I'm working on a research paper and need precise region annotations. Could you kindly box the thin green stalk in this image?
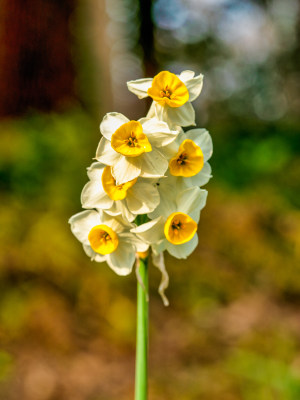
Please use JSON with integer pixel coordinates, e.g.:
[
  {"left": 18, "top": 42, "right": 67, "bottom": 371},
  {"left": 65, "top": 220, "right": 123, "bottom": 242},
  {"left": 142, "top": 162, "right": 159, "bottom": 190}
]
[{"left": 135, "top": 256, "right": 148, "bottom": 400}]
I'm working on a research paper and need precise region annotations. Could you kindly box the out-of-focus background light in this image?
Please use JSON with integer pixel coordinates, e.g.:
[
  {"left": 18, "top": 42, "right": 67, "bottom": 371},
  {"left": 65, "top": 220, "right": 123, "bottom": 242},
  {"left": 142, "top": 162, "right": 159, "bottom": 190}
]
[{"left": 0, "top": 0, "right": 299, "bottom": 399}]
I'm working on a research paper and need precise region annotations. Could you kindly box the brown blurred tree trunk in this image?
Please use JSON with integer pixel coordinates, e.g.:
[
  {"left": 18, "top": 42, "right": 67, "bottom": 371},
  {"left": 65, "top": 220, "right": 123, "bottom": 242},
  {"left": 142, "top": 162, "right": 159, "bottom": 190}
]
[
  {"left": 0, "top": 0, "right": 76, "bottom": 117},
  {"left": 138, "top": 0, "right": 157, "bottom": 77}
]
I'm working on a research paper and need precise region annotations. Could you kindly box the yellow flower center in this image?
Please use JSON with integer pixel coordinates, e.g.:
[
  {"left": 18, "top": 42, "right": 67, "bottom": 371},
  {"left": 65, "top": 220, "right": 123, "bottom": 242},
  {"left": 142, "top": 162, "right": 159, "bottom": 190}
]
[
  {"left": 102, "top": 166, "right": 137, "bottom": 200},
  {"left": 169, "top": 139, "right": 204, "bottom": 177},
  {"left": 147, "top": 71, "right": 189, "bottom": 108},
  {"left": 164, "top": 212, "right": 197, "bottom": 245},
  {"left": 88, "top": 224, "right": 119, "bottom": 255},
  {"left": 111, "top": 120, "right": 152, "bottom": 157}
]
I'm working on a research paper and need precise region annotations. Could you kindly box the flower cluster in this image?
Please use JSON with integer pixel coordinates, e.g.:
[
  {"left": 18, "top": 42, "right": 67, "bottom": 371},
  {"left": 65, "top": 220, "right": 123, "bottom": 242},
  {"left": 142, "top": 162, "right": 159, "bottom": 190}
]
[{"left": 69, "top": 70, "right": 213, "bottom": 304}]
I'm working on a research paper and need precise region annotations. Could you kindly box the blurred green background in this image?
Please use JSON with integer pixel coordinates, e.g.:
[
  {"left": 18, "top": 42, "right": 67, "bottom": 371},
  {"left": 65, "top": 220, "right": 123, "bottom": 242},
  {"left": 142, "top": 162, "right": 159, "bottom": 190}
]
[{"left": 0, "top": 0, "right": 299, "bottom": 399}]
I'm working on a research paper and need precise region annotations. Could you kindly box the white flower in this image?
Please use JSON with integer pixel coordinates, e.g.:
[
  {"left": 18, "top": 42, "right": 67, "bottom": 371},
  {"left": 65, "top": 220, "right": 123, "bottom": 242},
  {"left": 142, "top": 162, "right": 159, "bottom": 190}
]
[
  {"left": 127, "top": 70, "right": 203, "bottom": 128},
  {"left": 161, "top": 127, "right": 213, "bottom": 191},
  {"left": 69, "top": 210, "right": 148, "bottom": 276},
  {"left": 81, "top": 162, "right": 160, "bottom": 222},
  {"left": 96, "top": 113, "right": 178, "bottom": 185},
  {"left": 131, "top": 186, "right": 207, "bottom": 259}
]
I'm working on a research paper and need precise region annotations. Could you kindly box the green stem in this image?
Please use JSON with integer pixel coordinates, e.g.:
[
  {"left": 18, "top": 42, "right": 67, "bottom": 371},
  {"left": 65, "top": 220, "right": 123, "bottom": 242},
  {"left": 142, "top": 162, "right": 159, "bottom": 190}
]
[{"left": 135, "top": 256, "right": 149, "bottom": 400}]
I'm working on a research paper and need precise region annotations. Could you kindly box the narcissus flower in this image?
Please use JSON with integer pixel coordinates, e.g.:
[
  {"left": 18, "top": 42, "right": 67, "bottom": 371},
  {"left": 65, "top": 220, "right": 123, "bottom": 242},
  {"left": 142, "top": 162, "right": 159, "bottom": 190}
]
[
  {"left": 69, "top": 210, "right": 148, "bottom": 275},
  {"left": 162, "top": 128, "right": 213, "bottom": 190},
  {"left": 127, "top": 70, "right": 203, "bottom": 127},
  {"left": 131, "top": 186, "right": 207, "bottom": 259},
  {"left": 81, "top": 162, "right": 160, "bottom": 222},
  {"left": 96, "top": 112, "right": 178, "bottom": 185}
]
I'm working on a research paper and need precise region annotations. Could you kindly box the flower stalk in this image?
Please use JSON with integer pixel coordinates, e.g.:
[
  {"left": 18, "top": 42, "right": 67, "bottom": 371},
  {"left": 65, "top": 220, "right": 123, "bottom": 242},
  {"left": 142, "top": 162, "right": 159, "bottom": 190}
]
[{"left": 135, "top": 255, "right": 148, "bottom": 400}]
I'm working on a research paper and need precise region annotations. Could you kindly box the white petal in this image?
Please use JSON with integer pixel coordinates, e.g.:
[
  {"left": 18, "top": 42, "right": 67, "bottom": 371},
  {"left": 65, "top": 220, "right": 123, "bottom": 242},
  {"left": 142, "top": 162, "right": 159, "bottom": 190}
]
[
  {"left": 142, "top": 119, "right": 178, "bottom": 147},
  {"left": 185, "top": 74, "right": 204, "bottom": 102},
  {"left": 81, "top": 180, "right": 113, "bottom": 209},
  {"left": 185, "top": 128, "right": 213, "bottom": 161},
  {"left": 120, "top": 232, "right": 149, "bottom": 252},
  {"left": 114, "top": 201, "right": 135, "bottom": 222},
  {"left": 86, "top": 161, "right": 105, "bottom": 180},
  {"left": 112, "top": 156, "right": 141, "bottom": 185},
  {"left": 69, "top": 210, "right": 100, "bottom": 245},
  {"left": 146, "top": 101, "right": 156, "bottom": 118},
  {"left": 96, "top": 137, "right": 122, "bottom": 165},
  {"left": 188, "top": 162, "right": 212, "bottom": 187},
  {"left": 179, "top": 70, "right": 195, "bottom": 82},
  {"left": 126, "top": 181, "right": 160, "bottom": 214},
  {"left": 131, "top": 217, "right": 165, "bottom": 244},
  {"left": 83, "top": 244, "right": 106, "bottom": 262},
  {"left": 106, "top": 241, "right": 136, "bottom": 276},
  {"left": 176, "top": 187, "right": 207, "bottom": 223},
  {"left": 100, "top": 112, "right": 129, "bottom": 140},
  {"left": 165, "top": 102, "right": 196, "bottom": 127},
  {"left": 127, "top": 78, "right": 153, "bottom": 99},
  {"left": 151, "top": 239, "right": 167, "bottom": 255},
  {"left": 100, "top": 212, "right": 133, "bottom": 233},
  {"left": 148, "top": 180, "right": 177, "bottom": 219},
  {"left": 139, "top": 148, "right": 168, "bottom": 178},
  {"left": 166, "top": 233, "right": 198, "bottom": 259}
]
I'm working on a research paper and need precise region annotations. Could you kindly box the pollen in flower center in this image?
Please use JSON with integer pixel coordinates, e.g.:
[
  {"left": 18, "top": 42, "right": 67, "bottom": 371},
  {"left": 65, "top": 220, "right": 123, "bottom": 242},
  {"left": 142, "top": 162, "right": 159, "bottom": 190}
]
[
  {"left": 111, "top": 120, "right": 152, "bottom": 157},
  {"left": 169, "top": 139, "right": 204, "bottom": 177},
  {"left": 127, "top": 132, "right": 138, "bottom": 147},
  {"left": 147, "top": 71, "right": 189, "bottom": 108},
  {"left": 88, "top": 224, "right": 119, "bottom": 254},
  {"left": 160, "top": 86, "right": 172, "bottom": 99},
  {"left": 102, "top": 166, "right": 137, "bottom": 200},
  {"left": 164, "top": 212, "right": 197, "bottom": 245}
]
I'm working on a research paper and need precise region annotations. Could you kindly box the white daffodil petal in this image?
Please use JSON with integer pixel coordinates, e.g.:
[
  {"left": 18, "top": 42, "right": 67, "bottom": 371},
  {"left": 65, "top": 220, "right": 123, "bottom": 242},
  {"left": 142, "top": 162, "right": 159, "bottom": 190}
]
[
  {"left": 146, "top": 101, "right": 156, "bottom": 118},
  {"left": 96, "top": 137, "right": 122, "bottom": 165},
  {"left": 83, "top": 244, "right": 106, "bottom": 262},
  {"left": 185, "top": 74, "right": 204, "bottom": 102},
  {"left": 148, "top": 181, "right": 177, "bottom": 219},
  {"left": 179, "top": 70, "right": 195, "bottom": 82},
  {"left": 127, "top": 78, "right": 153, "bottom": 99},
  {"left": 69, "top": 210, "right": 100, "bottom": 245},
  {"left": 165, "top": 102, "right": 196, "bottom": 127},
  {"left": 126, "top": 181, "right": 159, "bottom": 214},
  {"left": 100, "top": 212, "right": 133, "bottom": 232},
  {"left": 186, "top": 128, "right": 213, "bottom": 161},
  {"left": 86, "top": 162, "right": 105, "bottom": 180},
  {"left": 100, "top": 112, "right": 129, "bottom": 140},
  {"left": 188, "top": 162, "right": 212, "bottom": 187},
  {"left": 112, "top": 156, "right": 141, "bottom": 185},
  {"left": 176, "top": 187, "right": 207, "bottom": 223},
  {"left": 121, "top": 232, "right": 149, "bottom": 253},
  {"left": 166, "top": 234, "right": 198, "bottom": 259},
  {"left": 139, "top": 149, "right": 168, "bottom": 178},
  {"left": 131, "top": 217, "right": 165, "bottom": 244},
  {"left": 141, "top": 118, "right": 178, "bottom": 147},
  {"left": 81, "top": 180, "right": 113, "bottom": 209},
  {"left": 107, "top": 241, "right": 136, "bottom": 276},
  {"left": 151, "top": 239, "right": 167, "bottom": 255}
]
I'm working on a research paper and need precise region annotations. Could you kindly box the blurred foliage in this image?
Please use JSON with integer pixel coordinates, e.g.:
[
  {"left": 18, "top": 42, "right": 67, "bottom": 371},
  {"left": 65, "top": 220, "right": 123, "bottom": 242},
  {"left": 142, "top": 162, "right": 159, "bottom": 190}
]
[{"left": 0, "top": 0, "right": 300, "bottom": 399}]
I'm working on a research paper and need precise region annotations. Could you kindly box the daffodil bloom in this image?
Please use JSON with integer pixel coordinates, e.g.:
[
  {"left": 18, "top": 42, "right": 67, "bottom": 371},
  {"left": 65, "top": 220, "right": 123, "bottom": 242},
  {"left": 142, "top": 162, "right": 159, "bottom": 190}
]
[
  {"left": 127, "top": 70, "right": 203, "bottom": 127},
  {"left": 161, "top": 128, "right": 213, "bottom": 190},
  {"left": 131, "top": 186, "right": 207, "bottom": 259},
  {"left": 81, "top": 162, "right": 160, "bottom": 222},
  {"left": 96, "top": 112, "right": 178, "bottom": 185},
  {"left": 69, "top": 210, "right": 148, "bottom": 276}
]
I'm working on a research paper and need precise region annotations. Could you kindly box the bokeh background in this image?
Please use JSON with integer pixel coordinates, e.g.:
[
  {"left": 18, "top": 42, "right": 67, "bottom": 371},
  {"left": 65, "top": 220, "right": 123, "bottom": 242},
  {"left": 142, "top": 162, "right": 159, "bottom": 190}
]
[{"left": 0, "top": 0, "right": 300, "bottom": 399}]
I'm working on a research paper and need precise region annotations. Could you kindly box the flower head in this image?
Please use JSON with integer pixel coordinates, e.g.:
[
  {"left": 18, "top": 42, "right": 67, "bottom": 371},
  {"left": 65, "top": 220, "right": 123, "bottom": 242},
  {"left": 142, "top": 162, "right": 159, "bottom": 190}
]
[
  {"left": 96, "top": 112, "right": 178, "bottom": 185},
  {"left": 69, "top": 210, "right": 148, "bottom": 276},
  {"left": 81, "top": 162, "right": 160, "bottom": 222},
  {"left": 131, "top": 186, "right": 207, "bottom": 259},
  {"left": 127, "top": 70, "right": 203, "bottom": 127}
]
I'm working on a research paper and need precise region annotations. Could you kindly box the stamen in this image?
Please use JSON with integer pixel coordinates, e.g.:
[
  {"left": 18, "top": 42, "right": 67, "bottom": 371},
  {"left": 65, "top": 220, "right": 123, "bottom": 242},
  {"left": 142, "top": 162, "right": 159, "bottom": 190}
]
[
  {"left": 127, "top": 132, "right": 138, "bottom": 147},
  {"left": 177, "top": 152, "right": 188, "bottom": 165},
  {"left": 160, "top": 85, "right": 172, "bottom": 99}
]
